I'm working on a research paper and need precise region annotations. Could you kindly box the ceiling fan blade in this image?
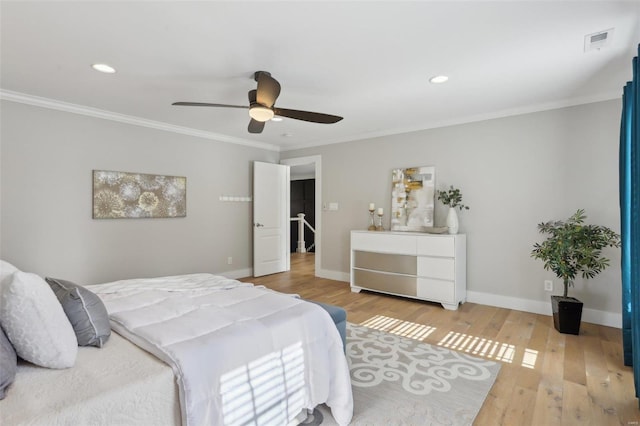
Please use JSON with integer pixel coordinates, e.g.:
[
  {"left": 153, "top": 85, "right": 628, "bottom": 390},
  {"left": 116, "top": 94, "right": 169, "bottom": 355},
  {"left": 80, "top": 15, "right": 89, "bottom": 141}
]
[
  {"left": 273, "top": 108, "right": 343, "bottom": 124},
  {"left": 248, "top": 119, "right": 265, "bottom": 134},
  {"left": 248, "top": 89, "right": 257, "bottom": 104},
  {"left": 255, "top": 71, "right": 281, "bottom": 108},
  {"left": 172, "top": 102, "right": 248, "bottom": 109}
]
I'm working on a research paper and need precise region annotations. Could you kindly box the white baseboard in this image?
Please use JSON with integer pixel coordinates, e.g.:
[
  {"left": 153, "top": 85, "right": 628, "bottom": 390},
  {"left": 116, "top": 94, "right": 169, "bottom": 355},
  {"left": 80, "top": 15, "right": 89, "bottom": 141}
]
[
  {"left": 219, "top": 267, "right": 253, "bottom": 279},
  {"left": 223, "top": 267, "right": 347, "bottom": 281},
  {"left": 581, "top": 307, "right": 622, "bottom": 329},
  {"left": 316, "top": 268, "right": 350, "bottom": 282},
  {"left": 225, "top": 268, "right": 349, "bottom": 282},
  {"left": 466, "top": 290, "right": 621, "bottom": 329},
  {"left": 466, "top": 291, "right": 550, "bottom": 316}
]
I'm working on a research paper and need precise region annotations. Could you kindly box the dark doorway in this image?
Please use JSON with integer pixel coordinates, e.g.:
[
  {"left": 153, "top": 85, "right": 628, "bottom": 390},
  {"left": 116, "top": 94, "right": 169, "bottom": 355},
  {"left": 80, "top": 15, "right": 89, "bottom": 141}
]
[{"left": 290, "top": 179, "right": 315, "bottom": 253}]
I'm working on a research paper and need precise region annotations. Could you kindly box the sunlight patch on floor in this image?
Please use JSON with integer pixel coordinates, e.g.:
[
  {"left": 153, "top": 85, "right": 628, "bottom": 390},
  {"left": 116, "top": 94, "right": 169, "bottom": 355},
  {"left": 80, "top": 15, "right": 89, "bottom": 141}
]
[
  {"left": 360, "top": 315, "right": 539, "bottom": 368},
  {"left": 521, "top": 348, "right": 539, "bottom": 369},
  {"left": 360, "top": 315, "right": 436, "bottom": 341},
  {"left": 438, "top": 331, "right": 538, "bottom": 368},
  {"left": 438, "top": 331, "right": 516, "bottom": 363}
]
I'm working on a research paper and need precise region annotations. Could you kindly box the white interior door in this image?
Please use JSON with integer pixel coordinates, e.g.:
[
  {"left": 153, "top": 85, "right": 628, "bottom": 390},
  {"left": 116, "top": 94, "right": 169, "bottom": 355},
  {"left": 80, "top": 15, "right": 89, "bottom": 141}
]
[{"left": 253, "top": 161, "right": 290, "bottom": 277}]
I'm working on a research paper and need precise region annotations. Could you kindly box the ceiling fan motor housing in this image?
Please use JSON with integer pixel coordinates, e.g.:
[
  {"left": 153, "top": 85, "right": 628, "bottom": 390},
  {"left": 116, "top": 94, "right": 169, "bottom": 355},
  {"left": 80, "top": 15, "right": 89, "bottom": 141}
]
[{"left": 254, "top": 71, "right": 271, "bottom": 81}]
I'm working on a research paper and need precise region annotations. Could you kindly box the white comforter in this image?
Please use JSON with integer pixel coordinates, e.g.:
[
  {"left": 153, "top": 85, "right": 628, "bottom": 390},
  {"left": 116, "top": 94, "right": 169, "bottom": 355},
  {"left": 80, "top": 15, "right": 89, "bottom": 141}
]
[{"left": 90, "top": 274, "right": 353, "bottom": 426}]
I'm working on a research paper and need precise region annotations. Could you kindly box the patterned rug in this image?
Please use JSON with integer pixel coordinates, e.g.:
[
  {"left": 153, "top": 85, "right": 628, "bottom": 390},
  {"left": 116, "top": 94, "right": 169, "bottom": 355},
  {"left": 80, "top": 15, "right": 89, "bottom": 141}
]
[{"left": 316, "top": 323, "right": 501, "bottom": 425}]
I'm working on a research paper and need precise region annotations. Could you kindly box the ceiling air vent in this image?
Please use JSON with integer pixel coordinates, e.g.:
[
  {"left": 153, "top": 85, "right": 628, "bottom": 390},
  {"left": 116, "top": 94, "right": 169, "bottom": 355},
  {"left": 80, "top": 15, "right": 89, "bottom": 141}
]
[{"left": 584, "top": 28, "right": 614, "bottom": 52}]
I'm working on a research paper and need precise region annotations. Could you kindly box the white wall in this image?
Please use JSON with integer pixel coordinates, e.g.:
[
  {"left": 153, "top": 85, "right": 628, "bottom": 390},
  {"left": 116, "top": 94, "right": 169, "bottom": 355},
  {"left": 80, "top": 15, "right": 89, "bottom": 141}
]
[
  {"left": 1, "top": 101, "right": 278, "bottom": 284},
  {"left": 282, "top": 100, "right": 623, "bottom": 322}
]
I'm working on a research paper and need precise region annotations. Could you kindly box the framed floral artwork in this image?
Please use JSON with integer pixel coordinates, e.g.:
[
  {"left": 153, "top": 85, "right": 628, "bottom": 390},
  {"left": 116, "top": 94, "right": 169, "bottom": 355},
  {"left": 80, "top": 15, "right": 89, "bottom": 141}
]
[{"left": 92, "top": 170, "right": 186, "bottom": 219}]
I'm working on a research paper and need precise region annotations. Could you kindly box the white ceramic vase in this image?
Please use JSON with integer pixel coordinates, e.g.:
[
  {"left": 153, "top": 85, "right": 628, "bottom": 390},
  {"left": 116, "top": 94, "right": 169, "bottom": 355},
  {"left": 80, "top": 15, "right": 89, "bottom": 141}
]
[{"left": 446, "top": 207, "right": 459, "bottom": 234}]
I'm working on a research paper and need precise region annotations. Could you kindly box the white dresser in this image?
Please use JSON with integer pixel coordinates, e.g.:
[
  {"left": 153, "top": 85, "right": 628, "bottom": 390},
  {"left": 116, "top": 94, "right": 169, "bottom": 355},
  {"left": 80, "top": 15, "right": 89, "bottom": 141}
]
[{"left": 350, "top": 230, "right": 466, "bottom": 310}]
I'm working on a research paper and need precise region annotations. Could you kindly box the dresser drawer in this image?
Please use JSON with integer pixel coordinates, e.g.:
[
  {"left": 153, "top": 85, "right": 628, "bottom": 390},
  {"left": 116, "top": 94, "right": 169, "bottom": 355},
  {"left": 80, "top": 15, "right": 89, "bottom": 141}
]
[
  {"left": 416, "top": 236, "right": 455, "bottom": 257},
  {"left": 351, "top": 232, "right": 416, "bottom": 255},
  {"left": 352, "top": 269, "right": 417, "bottom": 296},
  {"left": 353, "top": 251, "right": 416, "bottom": 275},
  {"left": 417, "top": 278, "right": 454, "bottom": 303},
  {"left": 417, "top": 257, "right": 455, "bottom": 280}
]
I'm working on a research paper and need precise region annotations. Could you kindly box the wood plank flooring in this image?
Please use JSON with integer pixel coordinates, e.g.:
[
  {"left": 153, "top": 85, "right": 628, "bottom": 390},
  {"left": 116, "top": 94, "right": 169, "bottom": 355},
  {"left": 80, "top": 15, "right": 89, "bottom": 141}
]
[{"left": 242, "top": 253, "right": 640, "bottom": 425}]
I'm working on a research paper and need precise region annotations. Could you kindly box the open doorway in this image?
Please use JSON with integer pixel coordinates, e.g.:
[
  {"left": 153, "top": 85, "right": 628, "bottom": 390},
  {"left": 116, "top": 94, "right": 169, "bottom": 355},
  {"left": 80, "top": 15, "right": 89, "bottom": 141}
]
[
  {"left": 280, "top": 156, "right": 321, "bottom": 276},
  {"left": 290, "top": 177, "right": 315, "bottom": 254}
]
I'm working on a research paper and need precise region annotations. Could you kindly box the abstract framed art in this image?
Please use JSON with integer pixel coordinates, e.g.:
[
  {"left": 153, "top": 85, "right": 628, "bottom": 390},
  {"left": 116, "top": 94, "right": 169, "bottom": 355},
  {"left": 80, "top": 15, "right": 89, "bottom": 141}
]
[
  {"left": 92, "top": 170, "right": 186, "bottom": 219},
  {"left": 390, "top": 166, "right": 435, "bottom": 232}
]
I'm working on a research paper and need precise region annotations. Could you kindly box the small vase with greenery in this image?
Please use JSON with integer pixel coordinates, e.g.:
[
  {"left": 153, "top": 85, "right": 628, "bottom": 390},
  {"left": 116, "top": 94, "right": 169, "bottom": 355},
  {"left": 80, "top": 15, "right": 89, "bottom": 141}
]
[
  {"left": 437, "top": 186, "right": 470, "bottom": 211},
  {"left": 437, "top": 186, "right": 469, "bottom": 234},
  {"left": 530, "top": 209, "right": 620, "bottom": 334}
]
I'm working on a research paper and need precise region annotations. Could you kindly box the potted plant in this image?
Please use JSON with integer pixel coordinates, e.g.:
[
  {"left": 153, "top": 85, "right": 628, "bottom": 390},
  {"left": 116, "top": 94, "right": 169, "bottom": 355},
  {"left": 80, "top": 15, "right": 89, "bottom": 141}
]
[
  {"left": 530, "top": 209, "right": 620, "bottom": 335},
  {"left": 437, "top": 186, "right": 469, "bottom": 234}
]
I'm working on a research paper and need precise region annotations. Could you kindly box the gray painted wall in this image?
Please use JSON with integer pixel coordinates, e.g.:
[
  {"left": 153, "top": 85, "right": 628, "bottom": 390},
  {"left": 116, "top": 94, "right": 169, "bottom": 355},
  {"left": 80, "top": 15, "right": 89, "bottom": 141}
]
[
  {"left": 282, "top": 100, "right": 623, "bottom": 315},
  {"left": 1, "top": 101, "right": 277, "bottom": 284},
  {"left": 1, "top": 99, "right": 623, "bottom": 317}
]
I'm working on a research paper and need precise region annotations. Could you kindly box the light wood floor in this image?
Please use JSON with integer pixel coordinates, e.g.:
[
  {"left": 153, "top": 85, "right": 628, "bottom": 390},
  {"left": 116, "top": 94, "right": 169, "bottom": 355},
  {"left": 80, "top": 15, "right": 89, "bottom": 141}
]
[{"left": 243, "top": 253, "right": 640, "bottom": 425}]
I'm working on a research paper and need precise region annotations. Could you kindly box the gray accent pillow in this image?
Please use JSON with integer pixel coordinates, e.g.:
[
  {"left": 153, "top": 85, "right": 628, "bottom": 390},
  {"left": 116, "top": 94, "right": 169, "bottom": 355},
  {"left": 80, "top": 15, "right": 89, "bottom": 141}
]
[
  {"left": 0, "top": 325, "right": 17, "bottom": 399},
  {"left": 45, "top": 278, "right": 111, "bottom": 348}
]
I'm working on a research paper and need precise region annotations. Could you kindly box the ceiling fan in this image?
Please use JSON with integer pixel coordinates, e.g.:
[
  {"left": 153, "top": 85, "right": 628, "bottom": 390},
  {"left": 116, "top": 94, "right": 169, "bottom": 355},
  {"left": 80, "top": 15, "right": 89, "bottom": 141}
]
[{"left": 172, "top": 71, "right": 343, "bottom": 134}]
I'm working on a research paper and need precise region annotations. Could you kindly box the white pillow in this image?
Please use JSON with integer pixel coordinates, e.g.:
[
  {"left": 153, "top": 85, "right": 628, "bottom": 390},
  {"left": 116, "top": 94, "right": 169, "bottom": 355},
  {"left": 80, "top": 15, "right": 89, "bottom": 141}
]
[
  {"left": 0, "top": 271, "right": 77, "bottom": 368},
  {"left": 0, "top": 260, "right": 18, "bottom": 285}
]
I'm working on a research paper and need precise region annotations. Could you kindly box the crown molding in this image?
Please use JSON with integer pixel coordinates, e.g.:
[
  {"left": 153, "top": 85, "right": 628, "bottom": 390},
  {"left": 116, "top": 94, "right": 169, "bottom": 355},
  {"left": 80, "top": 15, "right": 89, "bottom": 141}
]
[
  {"left": 0, "top": 90, "right": 280, "bottom": 152},
  {"left": 282, "top": 90, "right": 622, "bottom": 151},
  {"left": 1, "top": 88, "right": 621, "bottom": 153}
]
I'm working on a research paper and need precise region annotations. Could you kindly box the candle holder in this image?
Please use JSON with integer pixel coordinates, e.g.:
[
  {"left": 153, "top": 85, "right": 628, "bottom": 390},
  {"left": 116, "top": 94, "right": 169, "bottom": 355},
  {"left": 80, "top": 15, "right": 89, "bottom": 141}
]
[
  {"left": 368, "top": 209, "right": 376, "bottom": 231},
  {"left": 376, "top": 212, "right": 384, "bottom": 231}
]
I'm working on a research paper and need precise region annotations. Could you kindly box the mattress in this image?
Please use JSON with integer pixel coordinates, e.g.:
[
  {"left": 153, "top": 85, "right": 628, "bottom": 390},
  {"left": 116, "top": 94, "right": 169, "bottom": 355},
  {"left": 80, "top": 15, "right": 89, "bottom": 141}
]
[{"left": 0, "top": 331, "right": 180, "bottom": 426}]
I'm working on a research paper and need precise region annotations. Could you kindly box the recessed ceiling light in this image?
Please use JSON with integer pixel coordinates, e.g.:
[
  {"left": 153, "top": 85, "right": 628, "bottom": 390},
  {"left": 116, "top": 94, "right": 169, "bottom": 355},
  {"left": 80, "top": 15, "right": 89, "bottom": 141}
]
[
  {"left": 271, "top": 117, "right": 283, "bottom": 122},
  {"left": 282, "top": 133, "right": 293, "bottom": 137},
  {"left": 429, "top": 75, "right": 449, "bottom": 84},
  {"left": 91, "top": 63, "right": 116, "bottom": 74}
]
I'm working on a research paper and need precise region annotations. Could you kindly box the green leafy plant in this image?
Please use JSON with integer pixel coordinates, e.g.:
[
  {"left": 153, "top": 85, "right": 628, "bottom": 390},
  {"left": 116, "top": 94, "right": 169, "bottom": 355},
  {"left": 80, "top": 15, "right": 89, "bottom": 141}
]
[
  {"left": 531, "top": 209, "right": 620, "bottom": 298},
  {"left": 437, "top": 186, "right": 469, "bottom": 210}
]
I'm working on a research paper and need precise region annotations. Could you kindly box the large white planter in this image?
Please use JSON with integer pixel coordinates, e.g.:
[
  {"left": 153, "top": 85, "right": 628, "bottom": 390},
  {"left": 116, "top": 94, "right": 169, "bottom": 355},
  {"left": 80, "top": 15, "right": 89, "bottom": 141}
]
[{"left": 446, "top": 207, "right": 459, "bottom": 234}]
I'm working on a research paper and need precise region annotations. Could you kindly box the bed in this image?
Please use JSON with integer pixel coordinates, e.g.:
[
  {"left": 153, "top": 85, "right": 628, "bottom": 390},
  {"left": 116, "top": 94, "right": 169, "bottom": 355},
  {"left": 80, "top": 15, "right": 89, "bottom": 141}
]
[
  {"left": 1, "top": 332, "right": 181, "bottom": 425},
  {"left": 0, "top": 264, "right": 353, "bottom": 426}
]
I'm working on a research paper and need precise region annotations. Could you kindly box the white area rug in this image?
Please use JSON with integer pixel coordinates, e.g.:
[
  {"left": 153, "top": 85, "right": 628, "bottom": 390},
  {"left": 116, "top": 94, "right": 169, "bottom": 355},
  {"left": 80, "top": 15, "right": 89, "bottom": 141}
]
[{"left": 317, "top": 323, "right": 501, "bottom": 425}]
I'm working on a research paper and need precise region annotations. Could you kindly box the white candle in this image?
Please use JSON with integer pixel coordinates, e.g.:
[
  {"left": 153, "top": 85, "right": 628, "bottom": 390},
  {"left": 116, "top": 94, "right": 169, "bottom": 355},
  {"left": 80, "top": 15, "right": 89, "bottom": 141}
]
[
  {"left": 369, "top": 203, "right": 375, "bottom": 211},
  {"left": 377, "top": 207, "right": 384, "bottom": 215}
]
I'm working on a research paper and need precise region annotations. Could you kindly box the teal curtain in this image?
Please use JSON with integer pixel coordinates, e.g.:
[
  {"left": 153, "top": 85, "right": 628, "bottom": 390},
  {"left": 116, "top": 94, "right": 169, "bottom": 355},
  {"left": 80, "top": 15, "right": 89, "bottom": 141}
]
[{"left": 620, "top": 44, "right": 640, "bottom": 403}]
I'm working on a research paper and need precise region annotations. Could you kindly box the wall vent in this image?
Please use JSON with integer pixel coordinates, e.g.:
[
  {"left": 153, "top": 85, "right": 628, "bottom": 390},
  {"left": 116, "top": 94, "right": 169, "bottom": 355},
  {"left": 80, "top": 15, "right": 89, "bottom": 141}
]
[{"left": 584, "top": 28, "right": 614, "bottom": 52}]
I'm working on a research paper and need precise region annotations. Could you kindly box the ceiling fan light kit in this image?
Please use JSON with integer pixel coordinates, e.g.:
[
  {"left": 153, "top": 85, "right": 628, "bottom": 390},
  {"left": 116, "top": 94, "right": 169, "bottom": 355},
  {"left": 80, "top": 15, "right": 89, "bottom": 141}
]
[
  {"left": 248, "top": 106, "right": 274, "bottom": 122},
  {"left": 172, "top": 71, "right": 343, "bottom": 134}
]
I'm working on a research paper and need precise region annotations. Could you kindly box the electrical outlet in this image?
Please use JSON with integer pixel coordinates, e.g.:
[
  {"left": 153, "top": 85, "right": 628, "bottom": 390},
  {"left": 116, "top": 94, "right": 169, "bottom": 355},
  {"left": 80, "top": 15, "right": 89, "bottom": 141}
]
[
  {"left": 544, "top": 280, "right": 553, "bottom": 292},
  {"left": 227, "top": 257, "right": 233, "bottom": 265}
]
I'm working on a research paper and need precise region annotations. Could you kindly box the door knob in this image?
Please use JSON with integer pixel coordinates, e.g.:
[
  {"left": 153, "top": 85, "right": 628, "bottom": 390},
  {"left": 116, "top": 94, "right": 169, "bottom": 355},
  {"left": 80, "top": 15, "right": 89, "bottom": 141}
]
[{"left": 255, "top": 223, "right": 264, "bottom": 227}]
